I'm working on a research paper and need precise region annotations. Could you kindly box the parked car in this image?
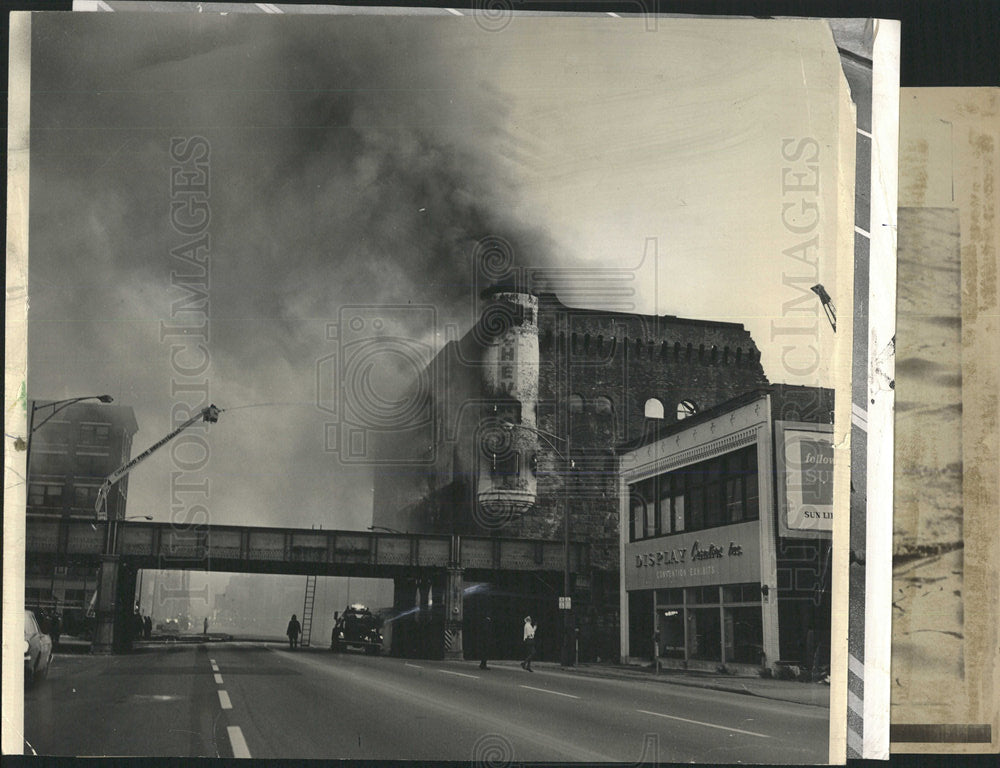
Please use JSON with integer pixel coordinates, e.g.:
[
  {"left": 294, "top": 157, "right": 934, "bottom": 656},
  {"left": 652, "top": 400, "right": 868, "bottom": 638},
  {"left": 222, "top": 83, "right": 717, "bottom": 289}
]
[
  {"left": 24, "top": 610, "right": 53, "bottom": 686},
  {"left": 331, "top": 604, "right": 383, "bottom": 655}
]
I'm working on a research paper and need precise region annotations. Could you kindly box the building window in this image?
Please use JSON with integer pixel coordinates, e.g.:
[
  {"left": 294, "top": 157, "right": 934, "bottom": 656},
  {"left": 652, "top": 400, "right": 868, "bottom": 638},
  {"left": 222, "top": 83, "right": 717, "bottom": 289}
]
[
  {"left": 569, "top": 394, "right": 584, "bottom": 414},
  {"left": 74, "top": 453, "right": 110, "bottom": 479},
  {"left": 672, "top": 493, "right": 685, "bottom": 532},
  {"left": 657, "top": 608, "right": 685, "bottom": 659},
  {"left": 79, "top": 422, "right": 112, "bottom": 446},
  {"left": 28, "top": 483, "right": 63, "bottom": 508},
  {"left": 676, "top": 399, "right": 698, "bottom": 420},
  {"left": 73, "top": 485, "right": 101, "bottom": 509},
  {"left": 629, "top": 478, "right": 656, "bottom": 542},
  {"left": 33, "top": 420, "right": 70, "bottom": 447},
  {"left": 594, "top": 396, "right": 613, "bottom": 415},
  {"left": 721, "top": 583, "right": 764, "bottom": 664},
  {"left": 644, "top": 398, "right": 664, "bottom": 419},
  {"left": 687, "top": 606, "right": 722, "bottom": 662},
  {"left": 630, "top": 494, "right": 644, "bottom": 542},
  {"left": 629, "top": 445, "right": 759, "bottom": 537}
]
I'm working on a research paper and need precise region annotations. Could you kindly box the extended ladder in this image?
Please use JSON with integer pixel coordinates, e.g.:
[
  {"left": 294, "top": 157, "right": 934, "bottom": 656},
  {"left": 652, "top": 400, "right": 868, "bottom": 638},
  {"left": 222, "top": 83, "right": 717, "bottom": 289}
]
[{"left": 300, "top": 574, "right": 317, "bottom": 647}]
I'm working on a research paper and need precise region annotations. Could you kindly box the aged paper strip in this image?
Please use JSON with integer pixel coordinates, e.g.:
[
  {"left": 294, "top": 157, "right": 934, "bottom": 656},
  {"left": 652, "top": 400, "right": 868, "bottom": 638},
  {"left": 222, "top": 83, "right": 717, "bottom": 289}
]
[{"left": 892, "top": 88, "right": 999, "bottom": 754}]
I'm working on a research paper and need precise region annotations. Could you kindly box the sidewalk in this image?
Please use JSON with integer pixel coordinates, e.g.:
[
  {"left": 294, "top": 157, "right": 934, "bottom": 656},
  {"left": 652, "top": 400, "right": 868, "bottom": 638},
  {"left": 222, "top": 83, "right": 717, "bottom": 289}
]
[{"left": 474, "top": 659, "right": 830, "bottom": 708}]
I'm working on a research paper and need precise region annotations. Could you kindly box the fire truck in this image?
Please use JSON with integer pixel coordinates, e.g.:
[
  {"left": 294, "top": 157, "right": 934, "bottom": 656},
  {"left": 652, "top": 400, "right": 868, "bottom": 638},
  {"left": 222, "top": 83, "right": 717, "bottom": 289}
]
[{"left": 331, "top": 604, "right": 383, "bottom": 655}]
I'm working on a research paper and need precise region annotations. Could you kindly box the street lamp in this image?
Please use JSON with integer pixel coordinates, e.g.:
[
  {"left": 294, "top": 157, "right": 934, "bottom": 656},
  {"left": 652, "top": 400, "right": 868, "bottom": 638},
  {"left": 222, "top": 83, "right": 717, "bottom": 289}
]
[
  {"left": 811, "top": 284, "right": 837, "bottom": 332},
  {"left": 501, "top": 420, "right": 576, "bottom": 667},
  {"left": 24, "top": 395, "right": 115, "bottom": 480}
]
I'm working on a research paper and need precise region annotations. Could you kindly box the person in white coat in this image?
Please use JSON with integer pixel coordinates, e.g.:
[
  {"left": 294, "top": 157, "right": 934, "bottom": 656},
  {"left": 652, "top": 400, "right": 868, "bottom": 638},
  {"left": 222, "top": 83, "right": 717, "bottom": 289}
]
[{"left": 520, "top": 616, "right": 536, "bottom": 672}]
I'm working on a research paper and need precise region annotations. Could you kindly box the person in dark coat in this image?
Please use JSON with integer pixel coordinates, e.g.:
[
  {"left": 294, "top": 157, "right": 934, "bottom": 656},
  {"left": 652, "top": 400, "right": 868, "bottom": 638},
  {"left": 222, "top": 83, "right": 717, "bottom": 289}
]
[
  {"left": 479, "top": 615, "right": 493, "bottom": 670},
  {"left": 286, "top": 614, "right": 301, "bottom": 650},
  {"left": 143, "top": 614, "right": 152, "bottom": 640}
]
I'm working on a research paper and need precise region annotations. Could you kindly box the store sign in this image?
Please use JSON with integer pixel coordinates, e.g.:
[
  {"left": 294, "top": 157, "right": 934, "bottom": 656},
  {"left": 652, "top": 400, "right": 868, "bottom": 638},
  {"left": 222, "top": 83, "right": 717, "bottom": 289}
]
[
  {"left": 625, "top": 521, "right": 761, "bottom": 591},
  {"left": 777, "top": 423, "right": 834, "bottom": 535}
]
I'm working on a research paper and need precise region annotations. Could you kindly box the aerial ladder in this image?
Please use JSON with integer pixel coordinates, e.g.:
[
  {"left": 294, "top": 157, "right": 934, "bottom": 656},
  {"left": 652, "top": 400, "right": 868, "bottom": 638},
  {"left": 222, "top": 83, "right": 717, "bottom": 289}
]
[
  {"left": 94, "top": 405, "right": 222, "bottom": 551},
  {"left": 88, "top": 405, "right": 222, "bottom": 644}
]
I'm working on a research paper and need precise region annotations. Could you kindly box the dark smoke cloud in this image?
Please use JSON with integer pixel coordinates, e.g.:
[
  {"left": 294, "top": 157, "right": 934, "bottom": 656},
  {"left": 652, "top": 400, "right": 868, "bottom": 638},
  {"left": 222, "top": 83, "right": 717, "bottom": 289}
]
[{"left": 28, "top": 13, "right": 555, "bottom": 529}]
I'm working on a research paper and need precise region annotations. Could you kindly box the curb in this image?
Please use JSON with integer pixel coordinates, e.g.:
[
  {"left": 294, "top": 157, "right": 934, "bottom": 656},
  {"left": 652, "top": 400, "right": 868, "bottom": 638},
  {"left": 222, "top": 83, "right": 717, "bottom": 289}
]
[{"left": 479, "top": 661, "right": 830, "bottom": 708}]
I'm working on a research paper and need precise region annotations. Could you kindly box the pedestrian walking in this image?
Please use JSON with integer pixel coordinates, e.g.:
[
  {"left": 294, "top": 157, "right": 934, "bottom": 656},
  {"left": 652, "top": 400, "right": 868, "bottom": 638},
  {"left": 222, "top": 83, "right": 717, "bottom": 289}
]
[
  {"left": 479, "top": 614, "right": 493, "bottom": 670},
  {"left": 286, "top": 614, "right": 301, "bottom": 650},
  {"left": 133, "top": 609, "right": 144, "bottom": 644},
  {"left": 520, "top": 615, "right": 536, "bottom": 672},
  {"left": 204, "top": 617, "right": 209, "bottom": 635},
  {"left": 143, "top": 614, "right": 152, "bottom": 640}
]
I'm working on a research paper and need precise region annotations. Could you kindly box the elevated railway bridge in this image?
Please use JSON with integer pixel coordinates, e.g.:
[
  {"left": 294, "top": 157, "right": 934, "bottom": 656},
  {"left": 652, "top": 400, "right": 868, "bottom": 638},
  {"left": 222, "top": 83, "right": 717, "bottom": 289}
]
[{"left": 25, "top": 516, "right": 587, "bottom": 658}]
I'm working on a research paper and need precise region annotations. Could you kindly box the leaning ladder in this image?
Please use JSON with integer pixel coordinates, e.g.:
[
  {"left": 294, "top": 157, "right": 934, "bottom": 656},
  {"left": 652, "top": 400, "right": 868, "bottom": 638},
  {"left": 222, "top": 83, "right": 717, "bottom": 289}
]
[{"left": 300, "top": 575, "right": 317, "bottom": 647}]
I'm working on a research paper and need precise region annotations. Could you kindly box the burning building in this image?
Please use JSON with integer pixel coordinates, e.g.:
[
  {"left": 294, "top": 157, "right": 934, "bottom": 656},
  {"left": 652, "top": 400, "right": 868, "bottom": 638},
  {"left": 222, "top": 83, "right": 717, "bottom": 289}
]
[{"left": 372, "top": 283, "right": 771, "bottom": 660}]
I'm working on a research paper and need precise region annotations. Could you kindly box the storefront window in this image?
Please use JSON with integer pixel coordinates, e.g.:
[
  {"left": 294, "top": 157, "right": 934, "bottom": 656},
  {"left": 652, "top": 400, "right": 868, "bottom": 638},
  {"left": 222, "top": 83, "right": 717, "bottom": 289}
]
[
  {"left": 687, "top": 607, "right": 722, "bottom": 661},
  {"left": 658, "top": 609, "right": 685, "bottom": 659},
  {"left": 673, "top": 494, "right": 685, "bottom": 531},
  {"left": 656, "top": 588, "right": 683, "bottom": 605},
  {"left": 686, "top": 585, "right": 719, "bottom": 604},
  {"left": 724, "top": 606, "right": 764, "bottom": 664}
]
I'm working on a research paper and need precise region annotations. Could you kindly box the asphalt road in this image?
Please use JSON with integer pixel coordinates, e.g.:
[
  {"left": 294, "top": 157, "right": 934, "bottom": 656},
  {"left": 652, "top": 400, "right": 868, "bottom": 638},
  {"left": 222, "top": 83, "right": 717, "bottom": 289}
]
[{"left": 24, "top": 643, "right": 828, "bottom": 762}]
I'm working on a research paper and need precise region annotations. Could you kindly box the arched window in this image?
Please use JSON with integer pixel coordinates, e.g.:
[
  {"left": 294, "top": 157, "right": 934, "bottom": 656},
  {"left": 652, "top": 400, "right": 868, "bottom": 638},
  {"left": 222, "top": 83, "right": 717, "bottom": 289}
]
[
  {"left": 644, "top": 398, "right": 664, "bottom": 419},
  {"left": 594, "top": 396, "right": 613, "bottom": 415},
  {"left": 569, "top": 394, "right": 584, "bottom": 414},
  {"left": 677, "top": 399, "right": 698, "bottom": 420}
]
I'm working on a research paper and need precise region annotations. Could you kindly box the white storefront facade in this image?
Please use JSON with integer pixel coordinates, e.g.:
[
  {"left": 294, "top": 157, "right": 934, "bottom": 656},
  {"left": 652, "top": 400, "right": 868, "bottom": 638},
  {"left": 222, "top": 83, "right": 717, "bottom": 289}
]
[{"left": 619, "top": 386, "right": 834, "bottom": 675}]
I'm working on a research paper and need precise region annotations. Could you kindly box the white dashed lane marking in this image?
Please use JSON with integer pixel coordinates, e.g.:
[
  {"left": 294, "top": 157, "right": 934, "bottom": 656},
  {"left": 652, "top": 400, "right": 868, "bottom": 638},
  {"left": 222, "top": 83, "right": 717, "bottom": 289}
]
[
  {"left": 520, "top": 684, "right": 580, "bottom": 699},
  {"left": 404, "top": 662, "right": 423, "bottom": 669},
  {"left": 637, "top": 709, "right": 770, "bottom": 738},
  {"left": 218, "top": 690, "right": 232, "bottom": 710},
  {"left": 438, "top": 669, "right": 479, "bottom": 679},
  {"left": 214, "top": 673, "right": 224, "bottom": 685},
  {"left": 227, "top": 725, "right": 251, "bottom": 758}
]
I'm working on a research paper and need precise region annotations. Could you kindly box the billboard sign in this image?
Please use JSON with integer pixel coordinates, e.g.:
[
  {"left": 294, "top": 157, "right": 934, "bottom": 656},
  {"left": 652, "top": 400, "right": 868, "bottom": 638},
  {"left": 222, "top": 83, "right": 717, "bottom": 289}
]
[{"left": 776, "top": 421, "right": 835, "bottom": 537}]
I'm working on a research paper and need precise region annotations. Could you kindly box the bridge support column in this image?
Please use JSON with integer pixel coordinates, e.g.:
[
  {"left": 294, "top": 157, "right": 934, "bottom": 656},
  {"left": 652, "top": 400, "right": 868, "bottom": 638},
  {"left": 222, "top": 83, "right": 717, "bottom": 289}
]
[
  {"left": 443, "top": 565, "right": 464, "bottom": 660},
  {"left": 92, "top": 556, "right": 139, "bottom": 654},
  {"left": 92, "top": 555, "right": 120, "bottom": 654}
]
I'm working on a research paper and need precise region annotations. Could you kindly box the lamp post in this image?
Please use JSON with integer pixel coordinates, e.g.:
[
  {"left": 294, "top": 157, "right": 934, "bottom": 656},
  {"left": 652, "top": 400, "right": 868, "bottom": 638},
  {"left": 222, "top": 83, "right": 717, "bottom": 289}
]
[{"left": 502, "top": 420, "right": 576, "bottom": 666}]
